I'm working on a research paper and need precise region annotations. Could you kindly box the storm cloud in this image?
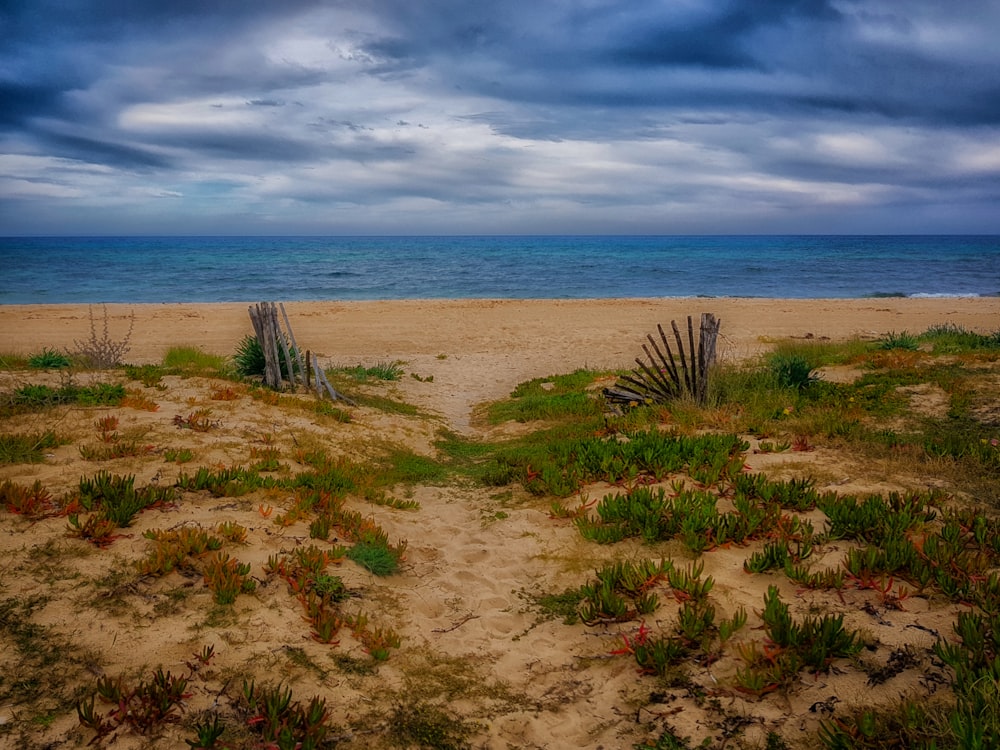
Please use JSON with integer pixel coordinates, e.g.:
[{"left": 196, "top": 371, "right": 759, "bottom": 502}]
[{"left": 2, "top": 0, "right": 999, "bottom": 234}]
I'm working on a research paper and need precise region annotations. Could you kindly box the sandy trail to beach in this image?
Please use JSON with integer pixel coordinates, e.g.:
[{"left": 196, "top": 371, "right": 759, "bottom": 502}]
[{"left": 1, "top": 297, "right": 998, "bottom": 748}]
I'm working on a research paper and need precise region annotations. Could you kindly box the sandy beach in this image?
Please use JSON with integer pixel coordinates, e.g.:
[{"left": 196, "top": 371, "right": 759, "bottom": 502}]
[
  {"left": 3, "top": 297, "right": 998, "bottom": 425},
  {"left": 2, "top": 296, "right": 999, "bottom": 749}
]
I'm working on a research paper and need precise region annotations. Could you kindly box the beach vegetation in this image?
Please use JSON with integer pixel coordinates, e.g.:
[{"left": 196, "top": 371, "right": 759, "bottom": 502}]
[
  {"left": 388, "top": 698, "right": 478, "bottom": 750},
  {"left": 28, "top": 348, "right": 73, "bottom": 369},
  {"left": 186, "top": 711, "right": 226, "bottom": 749},
  {"left": 486, "top": 368, "right": 606, "bottom": 424},
  {"left": 164, "top": 446, "right": 195, "bottom": 463},
  {"left": 71, "top": 304, "right": 135, "bottom": 368},
  {"left": 164, "top": 345, "right": 229, "bottom": 375},
  {"left": 202, "top": 552, "right": 256, "bottom": 605},
  {"left": 78, "top": 434, "right": 156, "bottom": 461},
  {"left": 371, "top": 446, "right": 448, "bottom": 487},
  {"left": 239, "top": 680, "right": 334, "bottom": 749},
  {"left": 232, "top": 334, "right": 298, "bottom": 380},
  {"left": 768, "top": 337, "right": 872, "bottom": 367},
  {"left": 310, "top": 399, "right": 352, "bottom": 421},
  {"left": 877, "top": 330, "right": 920, "bottom": 351},
  {"left": 173, "top": 408, "right": 217, "bottom": 431},
  {"left": 3, "top": 380, "right": 127, "bottom": 416},
  {"left": 348, "top": 390, "right": 422, "bottom": 415},
  {"left": 768, "top": 352, "right": 819, "bottom": 390},
  {"left": 481, "top": 428, "right": 746, "bottom": 498},
  {"left": 0, "top": 431, "right": 63, "bottom": 465},
  {"left": 122, "top": 362, "right": 166, "bottom": 387},
  {"left": 0, "top": 352, "right": 30, "bottom": 369},
  {"left": 331, "top": 360, "right": 405, "bottom": 382},
  {"left": 346, "top": 539, "right": 403, "bottom": 576},
  {"left": 1, "top": 593, "right": 100, "bottom": 737},
  {"left": 918, "top": 323, "right": 1000, "bottom": 353}
]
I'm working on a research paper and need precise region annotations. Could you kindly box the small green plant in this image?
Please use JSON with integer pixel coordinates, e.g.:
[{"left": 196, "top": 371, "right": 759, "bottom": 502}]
[
  {"left": 525, "top": 587, "right": 585, "bottom": 625},
  {"left": 164, "top": 447, "right": 195, "bottom": 463},
  {"left": 877, "top": 331, "right": 920, "bottom": 351},
  {"left": 769, "top": 353, "right": 819, "bottom": 390},
  {"left": 311, "top": 573, "right": 349, "bottom": 601},
  {"left": 203, "top": 552, "right": 256, "bottom": 605},
  {"left": 77, "top": 665, "right": 191, "bottom": 741},
  {"left": 347, "top": 540, "right": 402, "bottom": 576},
  {"left": 186, "top": 711, "right": 226, "bottom": 748},
  {"left": 28, "top": 348, "right": 72, "bottom": 369},
  {"left": 123, "top": 363, "right": 166, "bottom": 387},
  {"left": 11, "top": 381, "right": 126, "bottom": 409},
  {"left": 331, "top": 360, "right": 405, "bottom": 383},
  {"left": 233, "top": 335, "right": 299, "bottom": 380},
  {"left": 76, "top": 470, "right": 175, "bottom": 526},
  {"left": 760, "top": 586, "right": 862, "bottom": 674},
  {"left": 174, "top": 408, "right": 216, "bottom": 432},
  {"left": 667, "top": 560, "right": 713, "bottom": 603},
  {"left": 578, "top": 558, "right": 670, "bottom": 624},
  {"left": 241, "top": 680, "right": 332, "bottom": 749}
]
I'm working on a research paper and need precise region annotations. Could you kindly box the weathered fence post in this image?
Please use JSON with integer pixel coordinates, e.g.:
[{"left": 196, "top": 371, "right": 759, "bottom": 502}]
[
  {"left": 247, "top": 301, "right": 356, "bottom": 405},
  {"left": 603, "top": 313, "right": 721, "bottom": 407}
]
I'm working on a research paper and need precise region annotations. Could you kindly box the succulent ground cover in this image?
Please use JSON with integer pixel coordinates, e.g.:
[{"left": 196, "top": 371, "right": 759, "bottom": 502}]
[{"left": 0, "top": 326, "right": 998, "bottom": 748}]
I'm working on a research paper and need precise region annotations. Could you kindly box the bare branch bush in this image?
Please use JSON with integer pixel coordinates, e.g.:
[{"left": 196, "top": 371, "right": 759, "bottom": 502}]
[{"left": 71, "top": 304, "right": 135, "bottom": 368}]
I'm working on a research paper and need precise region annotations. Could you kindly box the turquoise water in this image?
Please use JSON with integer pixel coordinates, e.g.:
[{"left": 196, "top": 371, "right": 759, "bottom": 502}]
[{"left": 1, "top": 235, "right": 998, "bottom": 303}]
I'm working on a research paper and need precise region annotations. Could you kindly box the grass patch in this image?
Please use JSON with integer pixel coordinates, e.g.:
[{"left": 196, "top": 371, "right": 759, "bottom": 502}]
[
  {"left": 0, "top": 352, "right": 30, "bottom": 369},
  {"left": 0, "top": 594, "right": 97, "bottom": 723},
  {"left": 346, "top": 541, "right": 401, "bottom": 576},
  {"left": 388, "top": 699, "right": 479, "bottom": 750},
  {"left": 919, "top": 323, "right": 1000, "bottom": 354},
  {"left": 487, "top": 369, "right": 606, "bottom": 424},
  {"left": 2, "top": 381, "right": 127, "bottom": 416},
  {"left": 522, "top": 587, "right": 585, "bottom": 625},
  {"left": 28, "top": 348, "right": 73, "bottom": 369},
  {"left": 0, "top": 431, "right": 62, "bottom": 464},
  {"left": 331, "top": 361, "right": 405, "bottom": 382},
  {"left": 349, "top": 392, "right": 422, "bottom": 416},
  {"left": 163, "top": 345, "right": 229, "bottom": 375},
  {"left": 374, "top": 448, "right": 449, "bottom": 486}
]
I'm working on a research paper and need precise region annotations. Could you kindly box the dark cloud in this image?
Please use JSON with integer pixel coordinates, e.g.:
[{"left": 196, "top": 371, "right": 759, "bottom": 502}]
[
  {"left": 1, "top": 0, "right": 999, "bottom": 233},
  {"left": 0, "top": 82, "right": 69, "bottom": 126},
  {"left": 36, "top": 130, "right": 173, "bottom": 170}
]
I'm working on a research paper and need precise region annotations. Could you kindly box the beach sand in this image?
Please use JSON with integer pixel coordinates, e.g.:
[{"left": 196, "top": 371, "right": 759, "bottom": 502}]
[
  {"left": 3, "top": 297, "right": 998, "bottom": 430},
  {"left": 1, "top": 297, "right": 998, "bottom": 748}
]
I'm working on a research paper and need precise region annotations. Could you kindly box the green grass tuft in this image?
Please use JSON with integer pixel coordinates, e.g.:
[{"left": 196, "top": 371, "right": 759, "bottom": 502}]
[
  {"left": 28, "top": 348, "right": 72, "bottom": 369},
  {"left": 164, "top": 345, "right": 228, "bottom": 375},
  {"left": 346, "top": 541, "right": 400, "bottom": 576},
  {"left": 488, "top": 369, "right": 606, "bottom": 424},
  {"left": 0, "top": 431, "right": 62, "bottom": 464},
  {"left": 332, "top": 361, "right": 405, "bottom": 382}
]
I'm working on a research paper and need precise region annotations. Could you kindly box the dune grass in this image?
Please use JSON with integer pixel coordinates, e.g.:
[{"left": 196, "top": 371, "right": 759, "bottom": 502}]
[{"left": 163, "top": 345, "right": 230, "bottom": 375}]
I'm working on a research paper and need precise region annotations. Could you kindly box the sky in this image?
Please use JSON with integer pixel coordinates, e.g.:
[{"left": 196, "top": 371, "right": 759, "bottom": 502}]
[{"left": 2, "top": 0, "right": 1000, "bottom": 236}]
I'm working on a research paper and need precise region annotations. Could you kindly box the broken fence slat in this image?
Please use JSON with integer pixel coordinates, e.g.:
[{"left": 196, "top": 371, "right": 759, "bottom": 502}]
[{"left": 279, "top": 302, "right": 307, "bottom": 387}]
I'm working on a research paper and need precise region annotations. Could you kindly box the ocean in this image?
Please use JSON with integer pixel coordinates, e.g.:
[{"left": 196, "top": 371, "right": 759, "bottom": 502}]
[{"left": 1, "top": 235, "right": 998, "bottom": 304}]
